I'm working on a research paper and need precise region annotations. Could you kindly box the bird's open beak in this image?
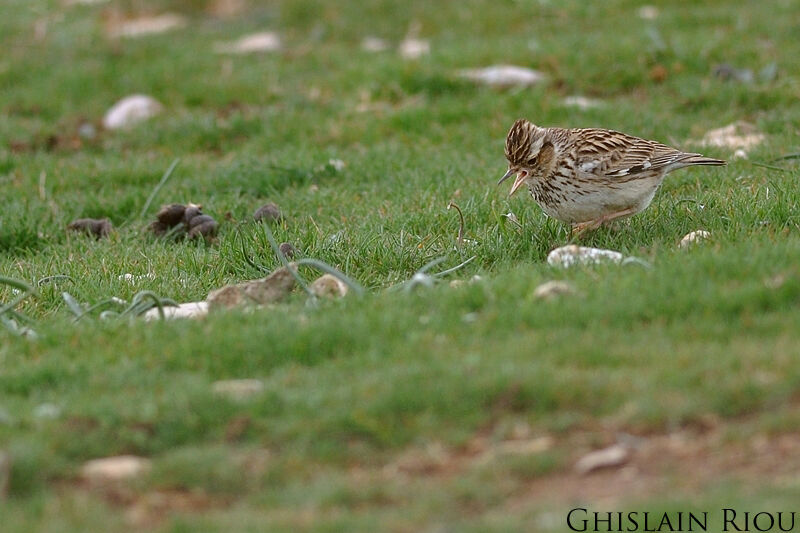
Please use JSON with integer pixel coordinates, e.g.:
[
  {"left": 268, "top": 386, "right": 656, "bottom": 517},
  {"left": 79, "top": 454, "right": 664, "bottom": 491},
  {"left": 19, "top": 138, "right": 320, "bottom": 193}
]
[
  {"left": 497, "top": 168, "right": 515, "bottom": 186},
  {"left": 497, "top": 169, "right": 527, "bottom": 197}
]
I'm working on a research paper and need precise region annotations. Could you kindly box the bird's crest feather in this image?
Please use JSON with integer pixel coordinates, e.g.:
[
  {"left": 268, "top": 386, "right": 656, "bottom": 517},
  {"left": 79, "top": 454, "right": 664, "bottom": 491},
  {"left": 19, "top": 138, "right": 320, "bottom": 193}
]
[{"left": 505, "top": 119, "right": 538, "bottom": 168}]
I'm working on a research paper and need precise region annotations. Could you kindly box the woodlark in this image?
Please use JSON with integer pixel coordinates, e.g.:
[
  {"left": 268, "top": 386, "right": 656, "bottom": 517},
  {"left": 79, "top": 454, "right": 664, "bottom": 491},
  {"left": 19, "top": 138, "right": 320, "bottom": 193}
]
[{"left": 499, "top": 119, "right": 726, "bottom": 233}]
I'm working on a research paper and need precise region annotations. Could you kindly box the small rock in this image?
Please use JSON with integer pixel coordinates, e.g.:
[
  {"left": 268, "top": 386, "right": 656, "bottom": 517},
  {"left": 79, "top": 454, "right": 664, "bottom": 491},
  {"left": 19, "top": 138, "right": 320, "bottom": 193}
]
[
  {"left": 253, "top": 203, "right": 283, "bottom": 223},
  {"left": 107, "top": 13, "right": 186, "bottom": 38},
  {"left": 759, "top": 62, "right": 778, "bottom": 82},
  {"left": 462, "top": 312, "right": 479, "bottom": 323},
  {"left": 712, "top": 64, "right": 754, "bottom": 83},
  {"left": 399, "top": 37, "right": 429, "bottom": 59},
  {"left": 679, "top": 230, "right": 711, "bottom": 249},
  {"left": 547, "top": 245, "right": 624, "bottom": 268},
  {"left": 325, "top": 230, "right": 345, "bottom": 246},
  {"left": 361, "top": 36, "right": 388, "bottom": 52},
  {"left": 103, "top": 95, "right": 163, "bottom": 130},
  {"left": 150, "top": 203, "right": 218, "bottom": 240},
  {"left": 733, "top": 149, "right": 748, "bottom": 160},
  {"left": 142, "top": 301, "right": 208, "bottom": 321},
  {"left": 327, "top": 158, "right": 346, "bottom": 172},
  {"left": 449, "top": 279, "right": 465, "bottom": 288},
  {"left": 186, "top": 214, "right": 218, "bottom": 240},
  {"left": 82, "top": 455, "right": 151, "bottom": 482},
  {"left": 67, "top": 217, "right": 112, "bottom": 239},
  {"left": 118, "top": 273, "right": 155, "bottom": 284},
  {"left": 214, "top": 32, "right": 281, "bottom": 54},
  {"left": 182, "top": 203, "right": 203, "bottom": 224},
  {"left": 575, "top": 444, "right": 630, "bottom": 475},
  {"left": 562, "top": 95, "right": 603, "bottom": 110},
  {"left": 458, "top": 65, "right": 544, "bottom": 87},
  {"left": 309, "top": 274, "right": 348, "bottom": 298},
  {"left": 279, "top": 242, "right": 296, "bottom": 259},
  {"left": 533, "top": 280, "right": 576, "bottom": 300},
  {"left": 764, "top": 273, "right": 787, "bottom": 289},
  {"left": 207, "top": 265, "right": 297, "bottom": 309},
  {"left": 637, "top": 5, "right": 659, "bottom": 19},
  {"left": 495, "top": 436, "right": 553, "bottom": 456},
  {"left": 77, "top": 122, "right": 97, "bottom": 140},
  {"left": 207, "top": 0, "right": 247, "bottom": 18},
  {"left": 0, "top": 451, "right": 10, "bottom": 499},
  {"left": 206, "top": 284, "right": 247, "bottom": 308},
  {"left": 696, "top": 121, "right": 764, "bottom": 151},
  {"left": 212, "top": 379, "right": 264, "bottom": 400}
]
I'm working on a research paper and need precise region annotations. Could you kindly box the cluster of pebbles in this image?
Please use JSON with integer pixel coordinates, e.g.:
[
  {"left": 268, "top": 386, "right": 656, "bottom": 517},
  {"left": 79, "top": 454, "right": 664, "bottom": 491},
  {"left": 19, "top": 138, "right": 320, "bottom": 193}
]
[
  {"left": 148, "top": 203, "right": 219, "bottom": 240},
  {"left": 67, "top": 201, "right": 285, "bottom": 242}
]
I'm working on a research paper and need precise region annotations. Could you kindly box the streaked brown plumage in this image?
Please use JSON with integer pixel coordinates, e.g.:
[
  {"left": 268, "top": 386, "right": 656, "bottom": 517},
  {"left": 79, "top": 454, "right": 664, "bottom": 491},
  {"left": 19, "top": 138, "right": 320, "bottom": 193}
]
[{"left": 499, "top": 119, "right": 726, "bottom": 232}]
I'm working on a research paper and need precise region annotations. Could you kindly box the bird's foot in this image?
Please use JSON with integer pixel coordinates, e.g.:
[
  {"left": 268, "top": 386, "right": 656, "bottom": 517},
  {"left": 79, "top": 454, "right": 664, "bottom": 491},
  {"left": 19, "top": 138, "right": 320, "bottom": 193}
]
[
  {"left": 570, "top": 219, "right": 603, "bottom": 238},
  {"left": 570, "top": 208, "right": 639, "bottom": 238}
]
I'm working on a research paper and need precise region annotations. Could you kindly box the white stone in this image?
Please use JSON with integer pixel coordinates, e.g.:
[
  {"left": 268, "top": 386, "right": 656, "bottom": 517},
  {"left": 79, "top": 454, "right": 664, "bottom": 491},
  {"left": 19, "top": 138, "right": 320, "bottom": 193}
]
[
  {"left": 108, "top": 14, "right": 186, "bottom": 38},
  {"left": 82, "top": 455, "right": 151, "bottom": 482},
  {"left": 212, "top": 379, "right": 264, "bottom": 400},
  {"left": 103, "top": 94, "right": 163, "bottom": 130},
  {"left": 637, "top": 6, "right": 659, "bottom": 20},
  {"left": 214, "top": 32, "right": 281, "bottom": 54},
  {"left": 399, "top": 38, "right": 429, "bottom": 59},
  {"left": 33, "top": 403, "right": 61, "bottom": 420},
  {"left": 118, "top": 273, "right": 155, "bottom": 284},
  {"left": 533, "top": 280, "right": 576, "bottom": 300},
  {"left": 575, "top": 444, "right": 630, "bottom": 475},
  {"left": 697, "top": 121, "right": 765, "bottom": 151},
  {"left": 309, "top": 274, "right": 348, "bottom": 298},
  {"left": 562, "top": 95, "right": 603, "bottom": 109},
  {"left": 361, "top": 36, "right": 389, "bottom": 52},
  {"left": 458, "top": 65, "right": 544, "bottom": 87},
  {"left": 142, "top": 301, "right": 208, "bottom": 321},
  {"left": 494, "top": 436, "right": 553, "bottom": 456},
  {"left": 679, "top": 230, "right": 712, "bottom": 249},
  {"left": 328, "top": 158, "right": 346, "bottom": 171},
  {"left": 547, "top": 245, "right": 624, "bottom": 268}
]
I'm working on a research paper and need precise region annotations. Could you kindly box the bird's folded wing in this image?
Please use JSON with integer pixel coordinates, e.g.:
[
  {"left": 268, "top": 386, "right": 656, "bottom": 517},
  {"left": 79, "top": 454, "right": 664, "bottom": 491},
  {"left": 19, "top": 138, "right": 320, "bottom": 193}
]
[{"left": 572, "top": 129, "right": 683, "bottom": 179}]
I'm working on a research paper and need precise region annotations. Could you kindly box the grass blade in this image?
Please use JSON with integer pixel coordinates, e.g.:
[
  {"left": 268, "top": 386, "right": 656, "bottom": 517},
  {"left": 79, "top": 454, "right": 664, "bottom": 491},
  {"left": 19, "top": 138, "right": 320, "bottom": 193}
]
[
  {"left": 139, "top": 158, "right": 181, "bottom": 219},
  {"left": 62, "top": 292, "right": 85, "bottom": 316},
  {"left": 0, "top": 275, "right": 40, "bottom": 297}
]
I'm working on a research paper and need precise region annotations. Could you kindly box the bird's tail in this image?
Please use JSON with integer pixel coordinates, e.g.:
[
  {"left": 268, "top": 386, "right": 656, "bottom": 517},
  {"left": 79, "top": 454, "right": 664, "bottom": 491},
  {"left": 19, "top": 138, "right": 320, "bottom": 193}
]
[{"left": 680, "top": 153, "right": 727, "bottom": 166}]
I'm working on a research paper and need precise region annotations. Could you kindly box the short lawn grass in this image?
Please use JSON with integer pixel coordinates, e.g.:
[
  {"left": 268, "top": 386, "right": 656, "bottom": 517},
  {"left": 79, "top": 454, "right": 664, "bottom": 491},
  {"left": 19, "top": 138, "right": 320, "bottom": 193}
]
[{"left": 1, "top": 0, "right": 799, "bottom": 531}]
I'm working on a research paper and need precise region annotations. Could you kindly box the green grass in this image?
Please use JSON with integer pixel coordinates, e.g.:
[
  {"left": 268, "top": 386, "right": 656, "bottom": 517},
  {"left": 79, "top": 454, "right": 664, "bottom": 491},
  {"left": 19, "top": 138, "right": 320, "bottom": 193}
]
[{"left": 2, "top": 0, "right": 800, "bottom": 530}]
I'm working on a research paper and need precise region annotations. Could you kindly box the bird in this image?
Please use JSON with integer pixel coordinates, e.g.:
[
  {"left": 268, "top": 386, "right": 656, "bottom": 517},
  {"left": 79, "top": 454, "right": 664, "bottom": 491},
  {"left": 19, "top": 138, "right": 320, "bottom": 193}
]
[{"left": 498, "top": 119, "right": 726, "bottom": 233}]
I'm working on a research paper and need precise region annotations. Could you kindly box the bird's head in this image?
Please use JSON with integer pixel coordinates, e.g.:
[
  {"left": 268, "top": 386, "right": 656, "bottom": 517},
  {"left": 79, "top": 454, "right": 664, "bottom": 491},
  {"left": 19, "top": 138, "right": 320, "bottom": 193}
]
[{"left": 498, "top": 119, "right": 552, "bottom": 196}]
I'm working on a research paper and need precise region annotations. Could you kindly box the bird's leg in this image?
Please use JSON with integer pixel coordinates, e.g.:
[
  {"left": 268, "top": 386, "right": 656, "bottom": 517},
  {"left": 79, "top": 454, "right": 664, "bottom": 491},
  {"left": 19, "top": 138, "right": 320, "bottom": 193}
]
[{"left": 571, "top": 207, "right": 639, "bottom": 237}]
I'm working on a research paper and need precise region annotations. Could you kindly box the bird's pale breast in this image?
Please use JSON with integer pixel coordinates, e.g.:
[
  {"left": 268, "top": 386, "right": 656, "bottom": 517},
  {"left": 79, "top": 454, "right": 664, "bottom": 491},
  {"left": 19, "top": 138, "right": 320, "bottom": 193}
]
[{"left": 529, "top": 171, "right": 664, "bottom": 223}]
